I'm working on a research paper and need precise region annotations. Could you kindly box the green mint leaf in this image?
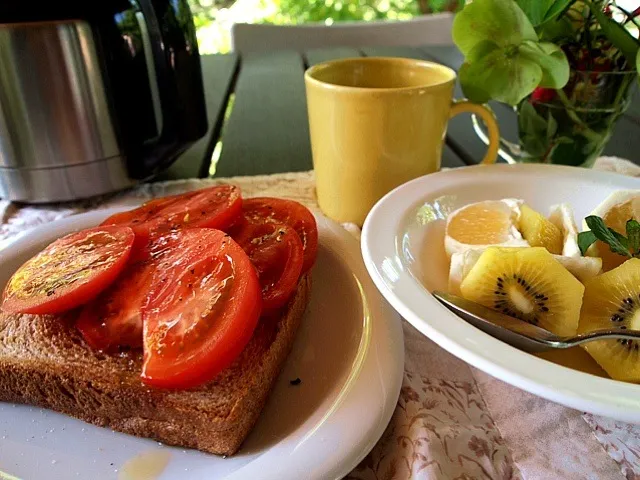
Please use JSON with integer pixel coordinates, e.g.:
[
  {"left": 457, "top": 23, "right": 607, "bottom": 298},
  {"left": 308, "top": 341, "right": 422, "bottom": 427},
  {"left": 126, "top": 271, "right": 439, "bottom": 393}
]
[
  {"left": 610, "top": 229, "right": 629, "bottom": 249},
  {"left": 585, "top": 0, "right": 640, "bottom": 64},
  {"left": 577, "top": 231, "right": 598, "bottom": 256},
  {"left": 519, "top": 41, "right": 570, "bottom": 89},
  {"left": 637, "top": 49, "right": 640, "bottom": 76},
  {"left": 452, "top": 0, "right": 537, "bottom": 57},
  {"left": 584, "top": 215, "right": 632, "bottom": 257},
  {"left": 515, "top": 0, "right": 555, "bottom": 26},
  {"left": 459, "top": 46, "right": 542, "bottom": 106},
  {"left": 626, "top": 220, "right": 640, "bottom": 254}
]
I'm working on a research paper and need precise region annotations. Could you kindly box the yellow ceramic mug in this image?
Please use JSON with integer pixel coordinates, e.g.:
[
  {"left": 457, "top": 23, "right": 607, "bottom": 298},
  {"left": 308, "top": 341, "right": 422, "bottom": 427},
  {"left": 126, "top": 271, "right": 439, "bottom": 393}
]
[{"left": 304, "top": 57, "right": 500, "bottom": 225}]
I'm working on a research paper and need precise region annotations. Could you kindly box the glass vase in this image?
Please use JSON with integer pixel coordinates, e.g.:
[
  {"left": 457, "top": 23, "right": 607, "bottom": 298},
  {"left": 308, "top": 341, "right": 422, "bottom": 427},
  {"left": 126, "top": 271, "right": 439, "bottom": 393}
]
[{"left": 474, "top": 69, "right": 638, "bottom": 167}]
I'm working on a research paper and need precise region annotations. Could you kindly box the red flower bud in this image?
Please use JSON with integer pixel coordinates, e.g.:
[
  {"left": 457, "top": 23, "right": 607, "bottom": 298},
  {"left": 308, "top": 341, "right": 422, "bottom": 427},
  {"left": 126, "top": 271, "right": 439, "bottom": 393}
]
[{"left": 530, "top": 87, "right": 556, "bottom": 104}]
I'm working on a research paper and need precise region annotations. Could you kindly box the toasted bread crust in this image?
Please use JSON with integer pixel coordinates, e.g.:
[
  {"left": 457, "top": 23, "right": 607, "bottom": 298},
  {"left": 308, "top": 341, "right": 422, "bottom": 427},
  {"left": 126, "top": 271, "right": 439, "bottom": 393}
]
[{"left": 0, "top": 274, "right": 311, "bottom": 455}]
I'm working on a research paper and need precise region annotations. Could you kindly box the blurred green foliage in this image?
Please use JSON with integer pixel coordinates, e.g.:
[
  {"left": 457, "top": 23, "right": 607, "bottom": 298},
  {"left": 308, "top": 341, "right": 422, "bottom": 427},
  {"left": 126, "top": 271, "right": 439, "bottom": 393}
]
[
  {"left": 187, "top": 0, "right": 460, "bottom": 53},
  {"left": 189, "top": 0, "right": 460, "bottom": 26}
]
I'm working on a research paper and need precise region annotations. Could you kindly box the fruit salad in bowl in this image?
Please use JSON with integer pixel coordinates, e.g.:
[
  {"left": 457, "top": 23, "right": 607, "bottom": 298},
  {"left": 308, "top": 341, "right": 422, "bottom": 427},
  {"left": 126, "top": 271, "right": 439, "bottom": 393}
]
[
  {"left": 443, "top": 190, "right": 640, "bottom": 383},
  {"left": 361, "top": 164, "right": 640, "bottom": 423}
]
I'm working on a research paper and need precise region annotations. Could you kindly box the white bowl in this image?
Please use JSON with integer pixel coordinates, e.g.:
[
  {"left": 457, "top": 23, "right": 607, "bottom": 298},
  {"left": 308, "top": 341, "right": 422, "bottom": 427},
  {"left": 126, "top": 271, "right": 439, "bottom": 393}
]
[{"left": 361, "top": 163, "right": 640, "bottom": 423}]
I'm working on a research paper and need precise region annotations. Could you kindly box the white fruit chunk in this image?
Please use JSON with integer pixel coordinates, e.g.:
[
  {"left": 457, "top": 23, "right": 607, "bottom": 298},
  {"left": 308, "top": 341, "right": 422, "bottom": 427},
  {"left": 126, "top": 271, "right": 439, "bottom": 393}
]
[
  {"left": 552, "top": 255, "right": 602, "bottom": 283},
  {"left": 587, "top": 190, "right": 640, "bottom": 228},
  {"left": 548, "top": 203, "right": 580, "bottom": 258},
  {"left": 448, "top": 249, "right": 484, "bottom": 296}
]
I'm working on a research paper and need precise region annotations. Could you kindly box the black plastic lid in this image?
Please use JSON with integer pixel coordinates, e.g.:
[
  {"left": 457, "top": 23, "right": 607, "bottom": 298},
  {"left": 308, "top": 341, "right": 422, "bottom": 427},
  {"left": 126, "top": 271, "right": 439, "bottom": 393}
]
[{"left": 0, "top": 1, "right": 132, "bottom": 23}]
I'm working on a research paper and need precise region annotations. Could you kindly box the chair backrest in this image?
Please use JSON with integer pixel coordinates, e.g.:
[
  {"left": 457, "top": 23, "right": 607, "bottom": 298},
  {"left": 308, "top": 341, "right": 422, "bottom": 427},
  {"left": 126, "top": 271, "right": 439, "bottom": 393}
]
[{"left": 231, "top": 13, "right": 454, "bottom": 55}]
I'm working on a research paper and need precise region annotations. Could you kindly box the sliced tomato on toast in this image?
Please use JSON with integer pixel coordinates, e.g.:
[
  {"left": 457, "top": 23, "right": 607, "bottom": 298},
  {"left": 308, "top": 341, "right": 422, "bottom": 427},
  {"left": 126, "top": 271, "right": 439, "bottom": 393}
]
[
  {"left": 75, "top": 258, "right": 155, "bottom": 351},
  {"left": 232, "top": 221, "right": 303, "bottom": 311},
  {"left": 241, "top": 197, "right": 318, "bottom": 273},
  {"left": 100, "top": 185, "right": 243, "bottom": 249},
  {"left": 75, "top": 228, "right": 219, "bottom": 352},
  {"left": 100, "top": 196, "right": 183, "bottom": 250},
  {"left": 145, "top": 185, "right": 242, "bottom": 235},
  {"left": 1, "top": 226, "right": 135, "bottom": 315},
  {"left": 141, "top": 229, "right": 262, "bottom": 390}
]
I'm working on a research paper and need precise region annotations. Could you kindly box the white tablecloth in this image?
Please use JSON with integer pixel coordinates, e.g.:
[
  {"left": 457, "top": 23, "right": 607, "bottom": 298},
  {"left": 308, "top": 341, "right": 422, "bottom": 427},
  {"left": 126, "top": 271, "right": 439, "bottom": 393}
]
[{"left": 2, "top": 157, "right": 640, "bottom": 479}]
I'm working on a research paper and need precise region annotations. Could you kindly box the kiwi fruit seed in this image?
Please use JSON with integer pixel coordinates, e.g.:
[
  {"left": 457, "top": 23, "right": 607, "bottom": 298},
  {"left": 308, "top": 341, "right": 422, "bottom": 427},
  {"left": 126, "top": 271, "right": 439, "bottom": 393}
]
[
  {"left": 578, "top": 258, "right": 640, "bottom": 382},
  {"left": 460, "top": 247, "right": 584, "bottom": 336},
  {"left": 518, "top": 204, "right": 564, "bottom": 255}
]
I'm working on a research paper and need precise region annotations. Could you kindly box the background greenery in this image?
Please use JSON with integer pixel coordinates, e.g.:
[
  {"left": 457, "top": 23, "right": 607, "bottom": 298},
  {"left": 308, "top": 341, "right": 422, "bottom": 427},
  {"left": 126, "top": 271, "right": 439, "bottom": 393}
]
[{"left": 187, "top": 0, "right": 461, "bottom": 53}]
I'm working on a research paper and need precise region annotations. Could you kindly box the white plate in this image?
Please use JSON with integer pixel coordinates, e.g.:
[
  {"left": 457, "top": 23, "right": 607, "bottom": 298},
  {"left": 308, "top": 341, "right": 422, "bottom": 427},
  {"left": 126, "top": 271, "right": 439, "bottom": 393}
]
[
  {"left": 0, "top": 208, "right": 404, "bottom": 480},
  {"left": 361, "top": 163, "right": 640, "bottom": 424}
]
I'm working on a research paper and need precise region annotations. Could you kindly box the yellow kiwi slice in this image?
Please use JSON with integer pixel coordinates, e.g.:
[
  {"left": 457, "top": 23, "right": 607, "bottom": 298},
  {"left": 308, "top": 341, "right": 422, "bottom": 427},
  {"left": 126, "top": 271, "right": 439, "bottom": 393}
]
[
  {"left": 518, "top": 204, "right": 564, "bottom": 254},
  {"left": 578, "top": 258, "right": 640, "bottom": 382},
  {"left": 460, "top": 247, "right": 584, "bottom": 336}
]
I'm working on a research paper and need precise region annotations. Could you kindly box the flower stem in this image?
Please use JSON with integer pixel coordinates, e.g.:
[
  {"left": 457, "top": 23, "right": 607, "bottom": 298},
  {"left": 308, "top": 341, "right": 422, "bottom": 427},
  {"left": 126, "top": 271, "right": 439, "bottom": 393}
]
[{"left": 555, "top": 89, "right": 602, "bottom": 142}]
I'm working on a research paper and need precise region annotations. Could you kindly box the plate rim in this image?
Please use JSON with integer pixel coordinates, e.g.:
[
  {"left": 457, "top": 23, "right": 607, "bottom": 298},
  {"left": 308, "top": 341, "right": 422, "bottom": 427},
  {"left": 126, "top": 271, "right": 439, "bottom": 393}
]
[
  {"left": 0, "top": 206, "right": 404, "bottom": 480},
  {"left": 361, "top": 163, "right": 640, "bottom": 423}
]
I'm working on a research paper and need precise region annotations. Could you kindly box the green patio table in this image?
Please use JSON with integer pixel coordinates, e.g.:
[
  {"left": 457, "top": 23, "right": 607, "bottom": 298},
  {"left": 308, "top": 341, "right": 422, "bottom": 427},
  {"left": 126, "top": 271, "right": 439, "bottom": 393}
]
[{"left": 163, "top": 44, "right": 640, "bottom": 181}]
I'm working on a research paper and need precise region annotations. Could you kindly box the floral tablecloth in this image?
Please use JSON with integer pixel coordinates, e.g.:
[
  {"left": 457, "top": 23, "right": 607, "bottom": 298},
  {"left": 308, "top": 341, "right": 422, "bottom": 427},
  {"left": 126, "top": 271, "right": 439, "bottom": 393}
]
[{"left": 1, "top": 157, "right": 640, "bottom": 480}]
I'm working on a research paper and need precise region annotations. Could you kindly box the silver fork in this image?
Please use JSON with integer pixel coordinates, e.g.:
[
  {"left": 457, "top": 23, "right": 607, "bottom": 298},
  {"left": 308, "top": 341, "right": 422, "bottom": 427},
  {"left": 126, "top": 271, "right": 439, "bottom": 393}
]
[{"left": 433, "top": 291, "right": 640, "bottom": 353}]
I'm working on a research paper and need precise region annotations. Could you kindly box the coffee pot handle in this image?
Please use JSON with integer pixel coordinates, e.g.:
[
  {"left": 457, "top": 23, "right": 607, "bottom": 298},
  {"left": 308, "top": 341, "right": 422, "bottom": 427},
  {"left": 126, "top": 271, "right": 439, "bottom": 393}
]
[{"left": 134, "top": 0, "right": 207, "bottom": 176}]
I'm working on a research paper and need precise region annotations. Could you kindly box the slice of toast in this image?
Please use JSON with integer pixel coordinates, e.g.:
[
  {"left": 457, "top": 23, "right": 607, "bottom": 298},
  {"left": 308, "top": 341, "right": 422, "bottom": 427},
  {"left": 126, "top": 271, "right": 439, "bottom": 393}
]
[{"left": 0, "top": 274, "right": 311, "bottom": 456}]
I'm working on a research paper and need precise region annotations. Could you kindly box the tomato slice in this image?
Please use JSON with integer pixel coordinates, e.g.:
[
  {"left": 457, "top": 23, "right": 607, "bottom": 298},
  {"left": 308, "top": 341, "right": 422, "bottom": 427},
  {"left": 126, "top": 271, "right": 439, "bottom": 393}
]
[
  {"left": 75, "top": 230, "right": 202, "bottom": 352},
  {"left": 144, "top": 185, "right": 242, "bottom": 236},
  {"left": 100, "top": 196, "right": 183, "bottom": 250},
  {"left": 232, "top": 222, "right": 303, "bottom": 311},
  {"left": 75, "top": 258, "right": 155, "bottom": 351},
  {"left": 1, "top": 226, "right": 134, "bottom": 315},
  {"left": 241, "top": 198, "right": 318, "bottom": 273},
  {"left": 100, "top": 185, "right": 242, "bottom": 251},
  {"left": 141, "top": 229, "right": 262, "bottom": 390}
]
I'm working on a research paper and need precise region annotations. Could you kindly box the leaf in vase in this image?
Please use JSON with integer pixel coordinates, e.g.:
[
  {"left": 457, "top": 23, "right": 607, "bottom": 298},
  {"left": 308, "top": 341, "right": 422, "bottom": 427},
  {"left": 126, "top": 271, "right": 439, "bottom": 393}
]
[
  {"left": 546, "top": 111, "right": 558, "bottom": 140},
  {"left": 554, "top": 136, "right": 574, "bottom": 145},
  {"left": 537, "top": 16, "right": 574, "bottom": 42},
  {"left": 587, "top": 0, "right": 640, "bottom": 65},
  {"left": 459, "top": 46, "right": 542, "bottom": 105},
  {"left": 519, "top": 41, "right": 570, "bottom": 89},
  {"left": 519, "top": 101, "right": 548, "bottom": 134},
  {"left": 542, "top": 0, "right": 575, "bottom": 24},
  {"left": 552, "top": 137, "right": 596, "bottom": 166},
  {"left": 520, "top": 135, "right": 549, "bottom": 157},
  {"left": 452, "top": 0, "right": 537, "bottom": 57},
  {"left": 515, "top": 0, "right": 555, "bottom": 26},
  {"left": 518, "top": 101, "right": 550, "bottom": 156}
]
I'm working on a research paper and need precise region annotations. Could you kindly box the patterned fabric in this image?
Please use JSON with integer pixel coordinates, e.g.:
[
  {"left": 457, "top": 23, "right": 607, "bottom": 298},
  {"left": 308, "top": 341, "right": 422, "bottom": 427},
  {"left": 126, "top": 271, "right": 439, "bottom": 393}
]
[
  {"left": 346, "top": 371, "right": 520, "bottom": 480},
  {"left": 1, "top": 161, "right": 640, "bottom": 479},
  {"left": 583, "top": 414, "right": 640, "bottom": 479}
]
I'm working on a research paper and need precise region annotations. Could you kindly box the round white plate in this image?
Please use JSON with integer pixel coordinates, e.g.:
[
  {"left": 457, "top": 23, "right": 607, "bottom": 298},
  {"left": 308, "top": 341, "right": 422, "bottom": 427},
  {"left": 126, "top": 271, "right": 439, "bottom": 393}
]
[
  {"left": 0, "top": 208, "right": 404, "bottom": 480},
  {"left": 361, "top": 163, "right": 640, "bottom": 424}
]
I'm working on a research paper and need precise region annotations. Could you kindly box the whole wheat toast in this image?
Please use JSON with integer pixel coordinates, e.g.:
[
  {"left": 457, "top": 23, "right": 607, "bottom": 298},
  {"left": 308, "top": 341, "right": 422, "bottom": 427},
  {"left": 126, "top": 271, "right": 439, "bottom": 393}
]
[{"left": 0, "top": 273, "right": 311, "bottom": 456}]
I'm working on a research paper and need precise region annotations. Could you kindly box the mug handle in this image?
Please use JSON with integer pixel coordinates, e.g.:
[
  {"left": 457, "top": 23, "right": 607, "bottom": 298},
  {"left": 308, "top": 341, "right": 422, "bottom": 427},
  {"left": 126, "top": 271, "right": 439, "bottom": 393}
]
[{"left": 449, "top": 100, "right": 500, "bottom": 164}]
